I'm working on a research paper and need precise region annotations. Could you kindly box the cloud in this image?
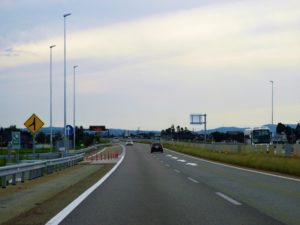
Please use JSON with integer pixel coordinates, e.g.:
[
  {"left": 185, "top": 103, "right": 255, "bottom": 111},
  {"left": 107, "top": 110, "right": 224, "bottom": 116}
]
[
  {"left": 1, "top": 0, "right": 299, "bottom": 71},
  {"left": 1, "top": 0, "right": 300, "bottom": 129}
]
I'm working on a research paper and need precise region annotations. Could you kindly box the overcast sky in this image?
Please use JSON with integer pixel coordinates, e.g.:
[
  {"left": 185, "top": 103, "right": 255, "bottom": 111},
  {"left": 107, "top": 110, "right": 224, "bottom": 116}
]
[{"left": 0, "top": 0, "right": 299, "bottom": 130}]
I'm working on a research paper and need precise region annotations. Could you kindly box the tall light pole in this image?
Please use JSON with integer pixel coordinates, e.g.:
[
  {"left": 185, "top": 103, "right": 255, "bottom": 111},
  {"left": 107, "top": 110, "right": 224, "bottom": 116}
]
[
  {"left": 63, "top": 13, "right": 71, "bottom": 153},
  {"left": 73, "top": 65, "right": 78, "bottom": 150},
  {"left": 270, "top": 80, "right": 274, "bottom": 125},
  {"left": 49, "top": 45, "right": 56, "bottom": 152}
]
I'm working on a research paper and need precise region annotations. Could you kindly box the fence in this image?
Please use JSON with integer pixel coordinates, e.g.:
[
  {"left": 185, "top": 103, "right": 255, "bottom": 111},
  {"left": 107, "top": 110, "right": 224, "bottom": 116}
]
[{"left": 161, "top": 140, "right": 300, "bottom": 157}]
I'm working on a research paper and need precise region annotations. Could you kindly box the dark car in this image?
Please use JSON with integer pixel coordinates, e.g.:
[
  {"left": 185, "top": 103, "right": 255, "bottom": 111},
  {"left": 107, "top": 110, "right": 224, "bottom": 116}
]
[{"left": 151, "top": 142, "right": 163, "bottom": 153}]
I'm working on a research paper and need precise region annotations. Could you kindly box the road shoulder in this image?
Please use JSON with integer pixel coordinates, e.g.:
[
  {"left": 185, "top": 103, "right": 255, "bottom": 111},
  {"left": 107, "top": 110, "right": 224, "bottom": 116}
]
[{"left": 0, "top": 163, "right": 114, "bottom": 225}]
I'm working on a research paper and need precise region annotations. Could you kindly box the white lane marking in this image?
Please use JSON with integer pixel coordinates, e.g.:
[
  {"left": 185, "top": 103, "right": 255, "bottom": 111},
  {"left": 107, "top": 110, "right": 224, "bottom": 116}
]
[
  {"left": 166, "top": 154, "right": 172, "bottom": 157},
  {"left": 216, "top": 192, "right": 242, "bottom": 206},
  {"left": 177, "top": 159, "right": 186, "bottom": 162},
  {"left": 46, "top": 145, "right": 126, "bottom": 225},
  {"left": 165, "top": 164, "right": 170, "bottom": 167},
  {"left": 171, "top": 157, "right": 178, "bottom": 159},
  {"left": 166, "top": 148, "right": 300, "bottom": 182},
  {"left": 187, "top": 177, "right": 199, "bottom": 183},
  {"left": 174, "top": 169, "right": 180, "bottom": 173},
  {"left": 186, "top": 163, "right": 198, "bottom": 166},
  {"left": 160, "top": 160, "right": 164, "bottom": 163}
]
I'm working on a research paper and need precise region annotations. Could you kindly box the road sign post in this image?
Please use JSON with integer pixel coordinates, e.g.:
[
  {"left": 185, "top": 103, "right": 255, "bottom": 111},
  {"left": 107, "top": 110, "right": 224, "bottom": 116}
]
[
  {"left": 11, "top": 131, "right": 21, "bottom": 149},
  {"left": 66, "top": 125, "right": 74, "bottom": 150},
  {"left": 24, "top": 114, "right": 44, "bottom": 155},
  {"left": 11, "top": 131, "right": 21, "bottom": 163}
]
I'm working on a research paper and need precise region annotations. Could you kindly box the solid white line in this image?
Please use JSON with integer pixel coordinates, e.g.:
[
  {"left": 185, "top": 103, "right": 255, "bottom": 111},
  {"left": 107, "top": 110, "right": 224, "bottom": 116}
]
[
  {"left": 45, "top": 145, "right": 126, "bottom": 225},
  {"left": 166, "top": 148, "right": 300, "bottom": 182},
  {"left": 174, "top": 169, "right": 180, "bottom": 173},
  {"left": 187, "top": 177, "right": 199, "bottom": 183},
  {"left": 216, "top": 192, "right": 242, "bottom": 206}
]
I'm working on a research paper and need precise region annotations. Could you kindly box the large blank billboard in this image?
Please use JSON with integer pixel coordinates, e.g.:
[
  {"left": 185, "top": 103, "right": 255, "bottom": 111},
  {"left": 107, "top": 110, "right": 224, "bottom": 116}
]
[{"left": 190, "top": 114, "right": 203, "bottom": 125}]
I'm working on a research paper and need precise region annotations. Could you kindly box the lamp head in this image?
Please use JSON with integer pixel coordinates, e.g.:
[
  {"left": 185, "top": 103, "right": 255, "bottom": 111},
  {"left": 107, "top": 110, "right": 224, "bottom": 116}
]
[{"left": 63, "top": 13, "right": 71, "bottom": 17}]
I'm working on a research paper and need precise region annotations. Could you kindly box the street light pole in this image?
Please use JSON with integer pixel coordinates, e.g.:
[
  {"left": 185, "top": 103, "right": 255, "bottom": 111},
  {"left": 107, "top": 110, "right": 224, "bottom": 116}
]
[
  {"left": 50, "top": 45, "right": 56, "bottom": 152},
  {"left": 63, "top": 13, "right": 71, "bottom": 153},
  {"left": 73, "top": 65, "right": 78, "bottom": 150},
  {"left": 270, "top": 80, "right": 274, "bottom": 125}
]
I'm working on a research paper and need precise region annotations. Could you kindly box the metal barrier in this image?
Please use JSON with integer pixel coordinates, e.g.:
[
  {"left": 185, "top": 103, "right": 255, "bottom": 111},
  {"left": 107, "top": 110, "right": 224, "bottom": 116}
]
[{"left": 0, "top": 154, "right": 84, "bottom": 188}]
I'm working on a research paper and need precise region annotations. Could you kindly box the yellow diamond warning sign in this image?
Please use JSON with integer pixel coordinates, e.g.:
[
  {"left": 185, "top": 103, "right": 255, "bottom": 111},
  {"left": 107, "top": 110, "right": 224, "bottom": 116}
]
[{"left": 24, "top": 114, "right": 44, "bottom": 134}]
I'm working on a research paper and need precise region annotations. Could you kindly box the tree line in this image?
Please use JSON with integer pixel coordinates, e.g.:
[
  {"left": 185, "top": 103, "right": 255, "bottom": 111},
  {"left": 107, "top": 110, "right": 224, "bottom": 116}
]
[
  {"left": 161, "top": 123, "right": 300, "bottom": 144},
  {"left": 276, "top": 123, "right": 300, "bottom": 144},
  {"left": 0, "top": 126, "right": 102, "bottom": 149}
]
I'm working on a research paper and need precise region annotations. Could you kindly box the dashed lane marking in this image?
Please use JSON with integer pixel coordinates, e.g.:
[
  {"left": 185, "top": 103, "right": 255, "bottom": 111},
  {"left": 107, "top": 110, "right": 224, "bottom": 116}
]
[
  {"left": 216, "top": 192, "right": 242, "bottom": 206},
  {"left": 174, "top": 169, "right": 180, "bottom": 173},
  {"left": 186, "top": 162, "right": 198, "bottom": 166},
  {"left": 177, "top": 159, "right": 186, "bottom": 163},
  {"left": 187, "top": 177, "right": 199, "bottom": 183}
]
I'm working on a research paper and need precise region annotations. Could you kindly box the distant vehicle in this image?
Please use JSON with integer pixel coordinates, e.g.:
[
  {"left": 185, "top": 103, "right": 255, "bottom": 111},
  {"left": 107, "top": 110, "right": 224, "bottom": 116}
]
[
  {"left": 126, "top": 140, "right": 134, "bottom": 146},
  {"left": 244, "top": 127, "right": 272, "bottom": 145},
  {"left": 150, "top": 142, "right": 164, "bottom": 153}
]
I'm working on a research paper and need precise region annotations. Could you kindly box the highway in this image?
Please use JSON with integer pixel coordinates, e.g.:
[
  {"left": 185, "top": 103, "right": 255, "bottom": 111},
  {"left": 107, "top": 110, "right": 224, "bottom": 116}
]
[{"left": 55, "top": 143, "right": 299, "bottom": 225}]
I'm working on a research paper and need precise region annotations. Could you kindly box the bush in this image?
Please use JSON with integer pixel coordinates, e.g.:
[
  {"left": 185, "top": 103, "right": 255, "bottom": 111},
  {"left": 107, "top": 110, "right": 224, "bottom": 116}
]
[{"left": 0, "top": 158, "right": 6, "bottom": 167}]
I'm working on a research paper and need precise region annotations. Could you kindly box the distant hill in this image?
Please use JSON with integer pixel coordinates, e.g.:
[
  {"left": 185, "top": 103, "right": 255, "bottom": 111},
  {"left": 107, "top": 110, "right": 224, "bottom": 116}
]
[{"left": 199, "top": 127, "right": 246, "bottom": 134}]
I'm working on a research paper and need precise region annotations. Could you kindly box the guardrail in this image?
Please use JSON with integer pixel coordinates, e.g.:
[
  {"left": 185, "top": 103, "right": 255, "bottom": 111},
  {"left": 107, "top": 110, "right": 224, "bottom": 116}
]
[
  {"left": 71, "top": 143, "right": 110, "bottom": 155},
  {"left": 0, "top": 154, "right": 84, "bottom": 189}
]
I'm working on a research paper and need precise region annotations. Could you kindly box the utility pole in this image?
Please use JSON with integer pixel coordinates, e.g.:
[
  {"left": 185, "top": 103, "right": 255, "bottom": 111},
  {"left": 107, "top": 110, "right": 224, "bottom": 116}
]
[{"left": 63, "top": 13, "right": 71, "bottom": 153}]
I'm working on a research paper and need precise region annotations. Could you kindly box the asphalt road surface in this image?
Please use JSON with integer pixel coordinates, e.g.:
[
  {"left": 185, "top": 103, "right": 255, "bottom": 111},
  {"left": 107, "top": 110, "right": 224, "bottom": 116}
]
[{"left": 57, "top": 143, "right": 300, "bottom": 225}]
